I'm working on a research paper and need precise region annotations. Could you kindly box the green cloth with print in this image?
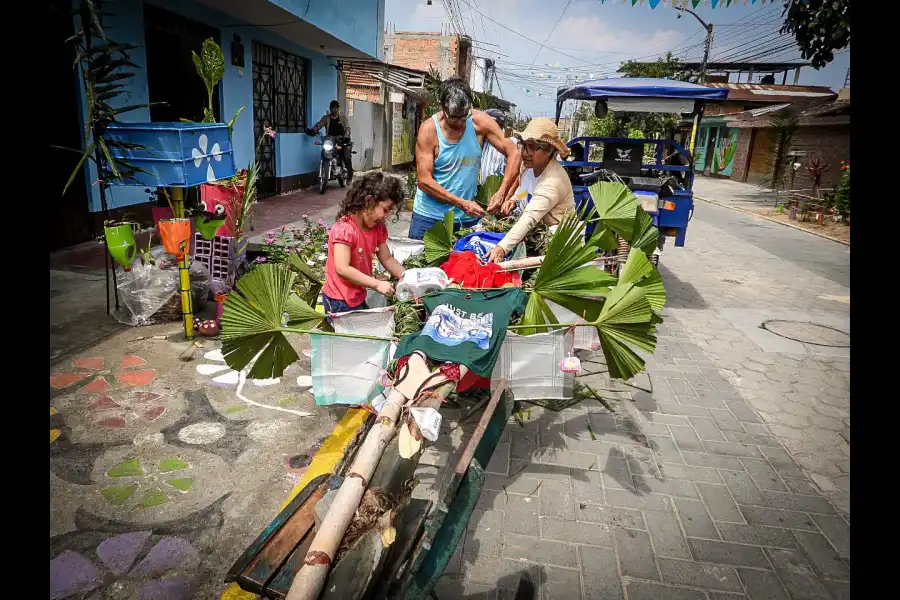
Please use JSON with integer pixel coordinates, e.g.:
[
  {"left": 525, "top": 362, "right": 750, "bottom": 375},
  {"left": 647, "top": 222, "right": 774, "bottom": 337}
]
[{"left": 394, "top": 288, "right": 528, "bottom": 378}]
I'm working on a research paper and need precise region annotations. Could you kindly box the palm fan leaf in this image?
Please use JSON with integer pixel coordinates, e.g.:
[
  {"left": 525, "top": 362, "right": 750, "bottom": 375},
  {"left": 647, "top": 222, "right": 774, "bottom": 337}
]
[
  {"left": 220, "top": 264, "right": 322, "bottom": 379},
  {"left": 520, "top": 292, "right": 561, "bottom": 336},
  {"left": 617, "top": 248, "right": 666, "bottom": 314},
  {"left": 474, "top": 175, "right": 503, "bottom": 208},
  {"left": 594, "top": 281, "right": 658, "bottom": 380},
  {"left": 629, "top": 206, "right": 660, "bottom": 256},
  {"left": 522, "top": 210, "right": 618, "bottom": 331},
  {"left": 423, "top": 210, "right": 455, "bottom": 265},
  {"left": 588, "top": 181, "right": 637, "bottom": 239}
]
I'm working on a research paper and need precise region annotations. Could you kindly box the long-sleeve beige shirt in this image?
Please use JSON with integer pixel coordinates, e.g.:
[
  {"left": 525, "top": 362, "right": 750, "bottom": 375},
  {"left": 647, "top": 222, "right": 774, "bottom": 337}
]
[{"left": 498, "top": 159, "right": 575, "bottom": 252}]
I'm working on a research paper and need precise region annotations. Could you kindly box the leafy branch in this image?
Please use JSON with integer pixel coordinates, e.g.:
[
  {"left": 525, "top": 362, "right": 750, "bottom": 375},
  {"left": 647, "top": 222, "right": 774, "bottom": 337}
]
[{"left": 56, "top": 0, "right": 155, "bottom": 195}]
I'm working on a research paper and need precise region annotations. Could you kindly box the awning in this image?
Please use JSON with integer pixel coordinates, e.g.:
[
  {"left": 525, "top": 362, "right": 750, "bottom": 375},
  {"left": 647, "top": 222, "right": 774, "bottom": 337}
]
[
  {"left": 557, "top": 77, "right": 729, "bottom": 103},
  {"left": 338, "top": 59, "right": 427, "bottom": 101}
]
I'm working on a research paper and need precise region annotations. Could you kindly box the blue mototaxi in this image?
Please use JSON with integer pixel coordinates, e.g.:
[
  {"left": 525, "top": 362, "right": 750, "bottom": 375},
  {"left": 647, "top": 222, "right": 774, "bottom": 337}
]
[{"left": 554, "top": 78, "right": 727, "bottom": 249}]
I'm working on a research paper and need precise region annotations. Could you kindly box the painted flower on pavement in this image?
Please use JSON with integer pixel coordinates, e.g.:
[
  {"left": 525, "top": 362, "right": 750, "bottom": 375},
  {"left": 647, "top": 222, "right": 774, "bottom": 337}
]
[
  {"left": 50, "top": 355, "right": 156, "bottom": 393},
  {"left": 195, "top": 348, "right": 313, "bottom": 418},
  {"left": 84, "top": 444, "right": 231, "bottom": 526},
  {"left": 50, "top": 532, "right": 201, "bottom": 600},
  {"left": 50, "top": 355, "right": 176, "bottom": 443}
]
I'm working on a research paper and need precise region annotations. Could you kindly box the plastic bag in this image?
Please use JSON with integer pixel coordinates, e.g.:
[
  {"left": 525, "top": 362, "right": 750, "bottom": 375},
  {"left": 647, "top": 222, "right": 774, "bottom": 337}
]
[
  {"left": 491, "top": 328, "right": 576, "bottom": 401},
  {"left": 546, "top": 300, "right": 601, "bottom": 351},
  {"left": 409, "top": 407, "right": 442, "bottom": 442},
  {"left": 387, "top": 237, "right": 425, "bottom": 264},
  {"left": 395, "top": 268, "right": 450, "bottom": 301},
  {"left": 112, "top": 247, "right": 211, "bottom": 327},
  {"left": 311, "top": 307, "right": 395, "bottom": 406}
]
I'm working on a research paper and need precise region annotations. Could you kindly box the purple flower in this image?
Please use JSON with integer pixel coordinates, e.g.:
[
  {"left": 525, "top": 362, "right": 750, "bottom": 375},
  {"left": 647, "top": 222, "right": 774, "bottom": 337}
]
[
  {"left": 255, "top": 256, "right": 267, "bottom": 263},
  {"left": 317, "top": 218, "right": 326, "bottom": 227},
  {"left": 265, "top": 230, "right": 274, "bottom": 237},
  {"left": 281, "top": 225, "right": 287, "bottom": 231}
]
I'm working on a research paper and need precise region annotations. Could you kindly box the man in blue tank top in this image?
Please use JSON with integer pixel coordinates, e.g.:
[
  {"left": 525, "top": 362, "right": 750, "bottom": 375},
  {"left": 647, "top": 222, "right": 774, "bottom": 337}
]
[{"left": 409, "top": 78, "right": 521, "bottom": 240}]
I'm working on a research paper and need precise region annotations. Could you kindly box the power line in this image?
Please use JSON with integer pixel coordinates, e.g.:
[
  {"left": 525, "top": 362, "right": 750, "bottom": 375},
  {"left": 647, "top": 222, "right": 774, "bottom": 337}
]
[
  {"left": 452, "top": 0, "right": 594, "bottom": 65},
  {"left": 530, "top": 0, "right": 573, "bottom": 66}
]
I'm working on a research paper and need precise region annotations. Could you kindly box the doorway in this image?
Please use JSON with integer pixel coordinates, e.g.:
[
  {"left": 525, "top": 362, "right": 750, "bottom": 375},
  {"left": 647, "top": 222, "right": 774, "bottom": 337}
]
[
  {"left": 49, "top": 0, "right": 94, "bottom": 250},
  {"left": 143, "top": 3, "right": 220, "bottom": 123}
]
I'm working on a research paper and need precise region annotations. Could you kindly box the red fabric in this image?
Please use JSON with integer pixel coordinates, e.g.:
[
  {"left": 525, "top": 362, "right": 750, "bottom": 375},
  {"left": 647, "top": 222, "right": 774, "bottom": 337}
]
[
  {"left": 440, "top": 251, "right": 519, "bottom": 289},
  {"left": 457, "top": 370, "right": 490, "bottom": 392},
  {"left": 439, "top": 362, "right": 461, "bottom": 382},
  {"left": 322, "top": 216, "right": 388, "bottom": 306}
]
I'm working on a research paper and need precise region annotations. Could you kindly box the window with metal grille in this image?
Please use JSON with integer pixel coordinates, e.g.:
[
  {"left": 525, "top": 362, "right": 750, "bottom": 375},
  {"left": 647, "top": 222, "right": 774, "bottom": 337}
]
[{"left": 252, "top": 42, "right": 309, "bottom": 134}]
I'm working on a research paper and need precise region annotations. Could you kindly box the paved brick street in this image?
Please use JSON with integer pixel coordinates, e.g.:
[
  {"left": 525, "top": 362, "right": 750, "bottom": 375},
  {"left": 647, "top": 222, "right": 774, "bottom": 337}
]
[{"left": 428, "top": 196, "right": 850, "bottom": 600}]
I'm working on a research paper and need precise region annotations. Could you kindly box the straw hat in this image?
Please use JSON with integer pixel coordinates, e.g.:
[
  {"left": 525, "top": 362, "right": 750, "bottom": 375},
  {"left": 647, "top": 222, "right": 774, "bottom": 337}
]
[{"left": 516, "top": 117, "right": 570, "bottom": 159}]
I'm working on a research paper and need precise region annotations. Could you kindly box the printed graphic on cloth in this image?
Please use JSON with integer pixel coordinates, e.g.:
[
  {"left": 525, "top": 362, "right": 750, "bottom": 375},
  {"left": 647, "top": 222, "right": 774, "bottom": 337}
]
[
  {"left": 394, "top": 288, "right": 528, "bottom": 378},
  {"left": 421, "top": 305, "right": 494, "bottom": 350},
  {"left": 509, "top": 168, "right": 538, "bottom": 217},
  {"left": 453, "top": 231, "right": 507, "bottom": 262}
]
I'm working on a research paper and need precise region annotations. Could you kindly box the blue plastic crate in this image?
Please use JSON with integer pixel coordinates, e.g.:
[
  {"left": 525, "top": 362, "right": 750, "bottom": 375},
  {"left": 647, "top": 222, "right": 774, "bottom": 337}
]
[{"left": 104, "top": 122, "right": 236, "bottom": 188}]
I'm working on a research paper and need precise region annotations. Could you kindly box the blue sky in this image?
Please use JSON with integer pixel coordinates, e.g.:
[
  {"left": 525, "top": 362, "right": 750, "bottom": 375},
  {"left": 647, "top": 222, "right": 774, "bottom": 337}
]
[{"left": 384, "top": 0, "right": 850, "bottom": 117}]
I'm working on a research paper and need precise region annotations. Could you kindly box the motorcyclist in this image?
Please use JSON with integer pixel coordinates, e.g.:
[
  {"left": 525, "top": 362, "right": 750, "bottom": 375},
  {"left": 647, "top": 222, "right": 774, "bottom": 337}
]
[{"left": 307, "top": 100, "right": 353, "bottom": 182}]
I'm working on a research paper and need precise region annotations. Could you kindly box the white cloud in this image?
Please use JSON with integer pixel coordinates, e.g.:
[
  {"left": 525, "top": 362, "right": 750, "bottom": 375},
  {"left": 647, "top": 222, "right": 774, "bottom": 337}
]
[{"left": 547, "top": 16, "right": 681, "bottom": 58}]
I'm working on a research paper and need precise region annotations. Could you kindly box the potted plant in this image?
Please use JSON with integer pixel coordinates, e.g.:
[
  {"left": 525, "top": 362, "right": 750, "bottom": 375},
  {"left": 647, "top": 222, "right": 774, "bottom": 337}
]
[
  {"left": 157, "top": 189, "right": 193, "bottom": 258},
  {"left": 183, "top": 37, "right": 246, "bottom": 240},
  {"left": 103, "top": 220, "right": 139, "bottom": 270}
]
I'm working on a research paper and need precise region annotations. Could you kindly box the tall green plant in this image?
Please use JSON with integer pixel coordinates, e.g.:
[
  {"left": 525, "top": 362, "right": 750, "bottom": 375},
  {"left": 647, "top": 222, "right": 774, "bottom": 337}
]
[
  {"left": 762, "top": 110, "right": 800, "bottom": 191},
  {"left": 193, "top": 38, "right": 225, "bottom": 123},
  {"left": 54, "top": 0, "right": 151, "bottom": 195}
]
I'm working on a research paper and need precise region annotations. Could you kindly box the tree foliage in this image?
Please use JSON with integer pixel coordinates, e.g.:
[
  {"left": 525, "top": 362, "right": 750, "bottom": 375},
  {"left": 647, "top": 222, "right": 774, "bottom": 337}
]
[{"left": 780, "top": 0, "right": 850, "bottom": 69}]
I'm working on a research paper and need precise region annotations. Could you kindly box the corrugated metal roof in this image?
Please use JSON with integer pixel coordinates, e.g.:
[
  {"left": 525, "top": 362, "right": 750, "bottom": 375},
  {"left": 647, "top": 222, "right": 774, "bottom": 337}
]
[
  {"left": 705, "top": 82, "right": 836, "bottom": 103},
  {"left": 724, "top": 99, "right": 850, "bottom": 126},
  {"left": 338, "top": 59, "right": 427, "bottom": 90}
]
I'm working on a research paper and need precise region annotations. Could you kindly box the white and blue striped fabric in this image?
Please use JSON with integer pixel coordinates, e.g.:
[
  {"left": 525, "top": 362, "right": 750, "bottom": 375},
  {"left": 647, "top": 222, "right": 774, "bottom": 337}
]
[{"left": 480, "top": 137, "right": 518, "bottom": 185}]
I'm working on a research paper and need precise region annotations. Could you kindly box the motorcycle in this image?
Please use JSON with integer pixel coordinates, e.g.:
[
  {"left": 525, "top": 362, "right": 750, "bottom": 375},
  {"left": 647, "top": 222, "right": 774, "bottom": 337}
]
[{"left": 313, "top": 134, "right": 354, "bottom": 194}]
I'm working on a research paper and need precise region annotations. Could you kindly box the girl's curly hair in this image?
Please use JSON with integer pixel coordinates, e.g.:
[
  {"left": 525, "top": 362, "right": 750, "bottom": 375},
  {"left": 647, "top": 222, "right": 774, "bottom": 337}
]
[{"left": 336, "top": 172, "right": 407, "bottom": 220}]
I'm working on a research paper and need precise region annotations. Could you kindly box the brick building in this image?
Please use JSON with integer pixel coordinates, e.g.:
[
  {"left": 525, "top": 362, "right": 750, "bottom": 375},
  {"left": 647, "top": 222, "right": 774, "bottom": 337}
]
[
  {"left": 688, "top": 82, "right": 836, "bottom": 177},
  {"left": 383, "top": 29, "right": 474, "bottom": 81},
  {"left": 725, "top": 96, "right": 850, "bottom": 189}
]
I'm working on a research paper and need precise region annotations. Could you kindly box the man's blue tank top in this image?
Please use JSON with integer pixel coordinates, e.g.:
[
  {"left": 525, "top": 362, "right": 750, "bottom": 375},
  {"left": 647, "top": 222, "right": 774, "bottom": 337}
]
[{"left": 413, "top": 114, "right": 482, "bottom": 223}]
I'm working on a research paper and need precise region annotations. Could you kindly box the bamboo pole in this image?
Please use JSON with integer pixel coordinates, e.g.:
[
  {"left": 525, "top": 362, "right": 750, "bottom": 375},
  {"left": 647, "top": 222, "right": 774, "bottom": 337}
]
[
  {"left": 172, "top": 188, "right": 194, "bottom": 340},
  {"left": 496, "top": 255, "right": 544, "bottom": 272},
  {"left": 284, "top": 360, "right": 467, "bottom": 600}
]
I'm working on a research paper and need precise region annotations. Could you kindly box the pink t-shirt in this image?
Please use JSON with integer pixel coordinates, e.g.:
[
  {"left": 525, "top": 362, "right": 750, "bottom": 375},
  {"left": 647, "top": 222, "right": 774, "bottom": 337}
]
[{"left": 322, "top": 215, "right": 388, "bottom": 307}]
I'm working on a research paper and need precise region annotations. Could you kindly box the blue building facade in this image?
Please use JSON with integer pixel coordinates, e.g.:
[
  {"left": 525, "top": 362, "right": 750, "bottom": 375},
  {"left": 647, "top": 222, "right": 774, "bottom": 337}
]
[{"left": 60, "top": 0, "right": 384, "bottom": 243}]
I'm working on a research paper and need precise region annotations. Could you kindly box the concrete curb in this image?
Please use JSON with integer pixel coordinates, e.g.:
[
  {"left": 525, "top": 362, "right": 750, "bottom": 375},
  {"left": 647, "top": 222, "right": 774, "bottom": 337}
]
[{"left": 695, "top": 195, "right": 851, "bottom": 247}]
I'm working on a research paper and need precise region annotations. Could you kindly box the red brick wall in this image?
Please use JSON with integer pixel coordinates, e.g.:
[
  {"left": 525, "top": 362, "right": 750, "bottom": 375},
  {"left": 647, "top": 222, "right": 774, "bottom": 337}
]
[
  {"left": 730, "top": 124, "right": 850, "bottom": 188},
  {"left": 790, "top": 125, "right": 851, "bottom": 189},
  {"left": 385, "top": 34, "right": 470, "bottom": 79},
  {"left": 730, "top": 129, "right": 754, "bottom": 182},
  {"left": 347, "top": 84, "right": 381, "bottom": 104}
]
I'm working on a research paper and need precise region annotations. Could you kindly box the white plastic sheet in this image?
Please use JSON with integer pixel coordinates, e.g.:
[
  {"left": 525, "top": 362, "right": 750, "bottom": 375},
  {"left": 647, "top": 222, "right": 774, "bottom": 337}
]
[
  {"left": 546, "top": 300, "right": 601, "bottom": 351},
  {"left": 386, "top": 237, "right": 425, "bottom": 264},
  {"left": 310, "top": 307, "right": 394, "bottom": 406},
  {"left": 491, "top": 328, "right": 576, "bottom": 401}
]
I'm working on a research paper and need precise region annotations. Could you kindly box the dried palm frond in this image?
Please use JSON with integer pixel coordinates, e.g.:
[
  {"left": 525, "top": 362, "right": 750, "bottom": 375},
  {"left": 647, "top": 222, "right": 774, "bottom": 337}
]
[{"left": 335, "top": 488, "right": 397, "bottom": 563}]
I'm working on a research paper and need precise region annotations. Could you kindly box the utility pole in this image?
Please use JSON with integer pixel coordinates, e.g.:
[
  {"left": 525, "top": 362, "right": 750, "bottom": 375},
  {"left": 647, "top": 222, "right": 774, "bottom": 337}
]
[{"left": 675, "top": 5, "right": 714, "bottom": 160}]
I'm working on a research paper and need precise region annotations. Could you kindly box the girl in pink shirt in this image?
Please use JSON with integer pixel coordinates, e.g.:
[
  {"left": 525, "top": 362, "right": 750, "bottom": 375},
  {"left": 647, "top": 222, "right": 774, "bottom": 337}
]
[{"left": 322, "top": 172, "right": 406, "bottom": 315}]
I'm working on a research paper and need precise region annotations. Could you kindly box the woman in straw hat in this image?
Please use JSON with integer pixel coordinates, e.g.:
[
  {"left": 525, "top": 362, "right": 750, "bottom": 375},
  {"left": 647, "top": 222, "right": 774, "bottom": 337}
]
[{"left": 485, "top": 117, "right": 576, "bottom": 263}]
